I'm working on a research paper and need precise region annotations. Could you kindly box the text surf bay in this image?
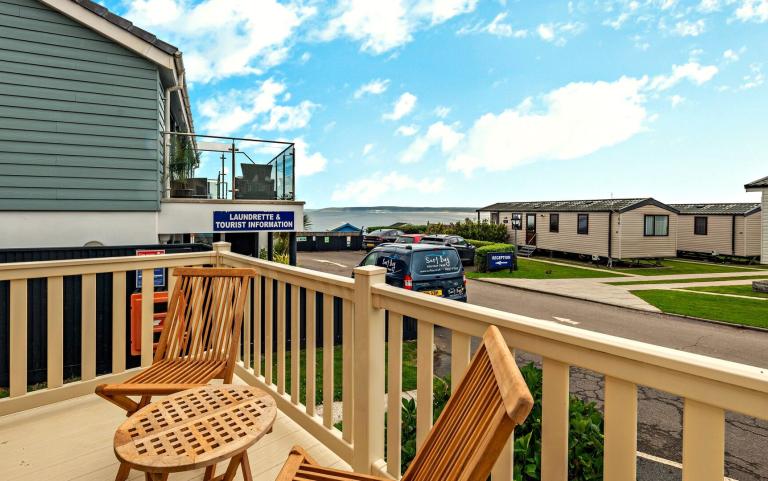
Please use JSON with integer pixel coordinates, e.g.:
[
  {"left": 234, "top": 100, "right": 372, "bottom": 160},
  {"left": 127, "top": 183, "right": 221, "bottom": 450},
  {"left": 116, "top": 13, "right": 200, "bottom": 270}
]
[{"left": 213, "top": 211, "right": 295, "bottom": 232}]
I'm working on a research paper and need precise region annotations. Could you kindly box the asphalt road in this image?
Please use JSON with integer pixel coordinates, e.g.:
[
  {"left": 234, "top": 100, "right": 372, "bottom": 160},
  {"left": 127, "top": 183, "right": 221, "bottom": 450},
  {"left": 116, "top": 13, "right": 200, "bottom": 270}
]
[{"left": 297, "top": 251, "right": 768, "bottom": 481}]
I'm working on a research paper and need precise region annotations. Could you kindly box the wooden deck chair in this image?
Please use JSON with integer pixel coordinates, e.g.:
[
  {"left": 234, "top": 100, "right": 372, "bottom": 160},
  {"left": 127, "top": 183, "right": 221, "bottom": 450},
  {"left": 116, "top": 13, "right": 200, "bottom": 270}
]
[
  {"left": 274, "top": 325, "right": 534, "bottom": 481},
  {"left": 96, "top": 267, "right": 255, "bottom": 415}
]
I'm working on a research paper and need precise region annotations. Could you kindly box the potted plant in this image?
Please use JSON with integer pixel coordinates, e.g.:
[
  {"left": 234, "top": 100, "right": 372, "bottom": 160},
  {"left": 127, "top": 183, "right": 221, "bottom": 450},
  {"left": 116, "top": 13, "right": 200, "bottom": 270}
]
[{"left": 169, "top": 135, "right": 200, "bottom": 198}]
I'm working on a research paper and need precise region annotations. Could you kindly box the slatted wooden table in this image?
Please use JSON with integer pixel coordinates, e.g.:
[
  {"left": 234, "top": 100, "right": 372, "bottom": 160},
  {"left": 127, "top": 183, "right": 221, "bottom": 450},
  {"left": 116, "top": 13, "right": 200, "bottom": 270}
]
[{"left": 113, "top": 385, "right": 276, "bottom": 481}]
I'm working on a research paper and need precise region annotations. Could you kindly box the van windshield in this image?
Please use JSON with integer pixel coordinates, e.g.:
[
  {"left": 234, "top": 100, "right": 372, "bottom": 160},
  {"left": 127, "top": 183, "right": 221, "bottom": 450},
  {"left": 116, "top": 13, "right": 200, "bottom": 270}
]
[{"left": 411, "top": 249, "right": 461, "bottom": 276}]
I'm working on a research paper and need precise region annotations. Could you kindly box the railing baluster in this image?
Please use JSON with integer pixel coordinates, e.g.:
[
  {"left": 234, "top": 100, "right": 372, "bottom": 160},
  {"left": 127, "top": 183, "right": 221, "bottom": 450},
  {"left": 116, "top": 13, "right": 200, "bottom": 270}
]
[
  {"left": 9, "top": 278, "right": 27, "bottom": 397},
  {"left": 416, "top": 320, "right": 434, "bottom": 449},
  {"left": 277, "top": 281, "right": 286, "bottom": 394},
  {"left": 387, "top": 313, "right": 404, "bottom": 478},
  {"left": 264, "top": 277, "right": 273, "bottom": 385},
  {"left": 492, "top": 437, "right": 514, "bottom": 481},
  {"left": 682, "top": 399, "right": 724, "bottom": 481},
  {"left": 291, "top": 284, "right": 300, "bottom": 404},
  {"left": 112, "top": 272, "right": 126, "bottom": 375},
  {"left": 342, "top": 298, "right": 354, "bottom": 442},
  {"left": 542, "top": 358, "right": 570, "bottom": 481},
  {"left": 604, "top": 377, "right": 637, "bottom": 481},
  {"left": 47, "top": 276, "right": 64, "bottom": 388},
  {"left": 81, "top": 274, "right": 96, "bottom": 381},
  {"left": 140, "top": 268, "right": 154, "bottom": 366},
  {"left": 322, "top": 293, "right": 334, "bottom": 429},
  {"left": 243, "top": 282, "right": 251, "bottom": 368},
  {"left": 306, "top": 289, "right": 317, "bottom": 416},
  {"left": 450, "top": 331, "right": 471, "bottom": 394},
  {"left": 253, "top": 275, "right": 261, "bottom": 377}
]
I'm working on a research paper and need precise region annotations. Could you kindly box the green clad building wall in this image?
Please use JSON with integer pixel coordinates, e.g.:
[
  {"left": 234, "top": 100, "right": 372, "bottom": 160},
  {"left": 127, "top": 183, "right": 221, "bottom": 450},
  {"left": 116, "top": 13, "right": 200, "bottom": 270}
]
[{"left": 0, "top": 0, "right": 164, "bottom": 211}]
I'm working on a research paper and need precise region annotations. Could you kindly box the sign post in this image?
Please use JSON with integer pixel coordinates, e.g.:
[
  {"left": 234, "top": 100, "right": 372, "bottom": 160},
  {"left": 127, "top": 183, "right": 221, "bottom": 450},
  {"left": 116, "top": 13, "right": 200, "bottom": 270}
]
[{"left": 136, "top": 249, "right": 166, "bottom": 288}]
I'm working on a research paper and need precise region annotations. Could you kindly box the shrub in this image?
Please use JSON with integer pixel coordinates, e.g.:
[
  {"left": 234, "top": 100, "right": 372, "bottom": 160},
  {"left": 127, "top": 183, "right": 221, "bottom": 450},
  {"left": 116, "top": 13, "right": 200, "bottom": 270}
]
[
  {"left": 426, "top": 218, "right": 508, "bottom": 243},
  {"left": 465, "top": 239, "right": 495, "bottom": 248},
  {"left": 474, "top": 243, "right": 516, "bottom": 272},
  {"left": 397, "top": 364, "right": 604, "bottom": 481},
  {"left": 367, "top": 224, "right": 428, "bottom": 234}
]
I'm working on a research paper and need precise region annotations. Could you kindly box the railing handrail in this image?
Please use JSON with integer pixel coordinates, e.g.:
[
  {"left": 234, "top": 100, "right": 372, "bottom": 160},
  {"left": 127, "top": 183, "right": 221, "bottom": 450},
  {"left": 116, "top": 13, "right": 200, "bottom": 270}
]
[
  {"left": 371, "top": 283, "right": 768, "bottom": 418},
  {"left": 0, "top": 251, "right": 216, "bottom": 281}
]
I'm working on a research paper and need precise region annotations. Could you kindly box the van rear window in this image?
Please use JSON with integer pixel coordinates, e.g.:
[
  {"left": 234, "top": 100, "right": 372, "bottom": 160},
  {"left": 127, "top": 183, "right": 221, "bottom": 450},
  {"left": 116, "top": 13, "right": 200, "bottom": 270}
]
[{"left": 412, "top": 249, "right": 461, "bottom": 275}]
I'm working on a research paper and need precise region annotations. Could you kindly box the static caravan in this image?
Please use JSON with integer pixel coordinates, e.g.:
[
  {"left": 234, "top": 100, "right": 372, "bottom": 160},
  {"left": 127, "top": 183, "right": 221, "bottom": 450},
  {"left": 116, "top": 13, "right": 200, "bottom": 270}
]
[
  {"left": 671, "top": 203, "right": 762, "bottom": 260},
  {"left": 477, "top": 198, "right": 678, "bottom": 262},
  {"left": 744, "top": 175, "right": 768, "bottom": 264}
]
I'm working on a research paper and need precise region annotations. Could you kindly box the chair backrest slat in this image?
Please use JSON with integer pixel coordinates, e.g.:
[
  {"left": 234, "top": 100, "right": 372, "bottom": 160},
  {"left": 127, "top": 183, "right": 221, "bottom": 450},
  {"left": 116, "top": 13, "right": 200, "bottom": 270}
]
[
  {"left": 401, "top": 326, "right": 533, "bottom": 481},
  {"left": 154, "top": 268, "right": 254, "bottom": 371}
]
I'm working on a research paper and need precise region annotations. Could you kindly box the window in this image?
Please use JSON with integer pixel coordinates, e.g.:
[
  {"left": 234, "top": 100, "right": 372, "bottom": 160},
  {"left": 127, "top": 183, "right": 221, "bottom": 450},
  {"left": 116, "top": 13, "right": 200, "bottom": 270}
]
[
  {"left": 511, "top": 213, "right": 522, "bottom": 230},
  {"left": 577, "top": 214, "right": 589, "bottom": 235},
  {"left": 490, "top": 212, "right": 499, "bottom": 224},
  {"left": 644, "top": 215, "right": 669, "bottom": 236},
  {"left": 549, "top": 213, "right": 559, "bottom": 233},
  {"left": 694, "top": 216, "right": 708, "bottom": 235}
]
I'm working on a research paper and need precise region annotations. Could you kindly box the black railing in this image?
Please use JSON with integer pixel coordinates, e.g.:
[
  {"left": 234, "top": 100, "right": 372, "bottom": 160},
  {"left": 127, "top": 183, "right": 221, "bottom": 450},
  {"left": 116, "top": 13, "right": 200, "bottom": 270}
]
[{"left": 163, "top": 132, "right": 295, "bottom": 201}]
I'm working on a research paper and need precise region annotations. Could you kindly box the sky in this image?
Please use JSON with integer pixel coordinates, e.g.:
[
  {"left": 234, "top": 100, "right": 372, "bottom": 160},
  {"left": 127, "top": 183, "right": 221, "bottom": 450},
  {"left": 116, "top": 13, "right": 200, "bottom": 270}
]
[{"left": 105, "top": 0, "right": 767, "bottom": 208}]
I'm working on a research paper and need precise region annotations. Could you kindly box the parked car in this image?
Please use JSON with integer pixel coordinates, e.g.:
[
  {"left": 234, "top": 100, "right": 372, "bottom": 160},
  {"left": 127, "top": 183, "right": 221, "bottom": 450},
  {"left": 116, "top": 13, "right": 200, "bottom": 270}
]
[
  {"left": 394, "top": 233, "right": 425, "bottom": 244},
  {"left": 419, "top": 235, "right": 476, "bottom": 265},
  {"left": 357, "top": 243, "right": 467, "bottom": 302},
  {"left": 363, "top": 229, "right": 404, "bottom": 250}
]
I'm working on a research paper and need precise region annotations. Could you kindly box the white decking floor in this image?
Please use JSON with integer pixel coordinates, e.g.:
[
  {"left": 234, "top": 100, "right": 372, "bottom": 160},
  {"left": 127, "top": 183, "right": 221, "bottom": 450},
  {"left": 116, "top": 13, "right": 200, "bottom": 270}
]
[{"left": 0, "top": 388, "right": 348, "bottom": 481}]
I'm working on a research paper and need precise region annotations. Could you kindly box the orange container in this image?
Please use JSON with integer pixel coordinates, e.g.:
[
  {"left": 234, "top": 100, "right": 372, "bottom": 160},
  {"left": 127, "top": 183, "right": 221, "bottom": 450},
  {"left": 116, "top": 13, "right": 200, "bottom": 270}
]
[{"left": 129, "top": 291, "right": 168, "bottom": 356}]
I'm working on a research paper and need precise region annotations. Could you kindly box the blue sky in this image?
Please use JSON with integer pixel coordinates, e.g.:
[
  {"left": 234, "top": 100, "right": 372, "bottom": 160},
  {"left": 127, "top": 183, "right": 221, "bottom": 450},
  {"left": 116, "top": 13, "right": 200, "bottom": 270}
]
[{"left": 107, "top": 0, "right": 767, "bottom": 208}]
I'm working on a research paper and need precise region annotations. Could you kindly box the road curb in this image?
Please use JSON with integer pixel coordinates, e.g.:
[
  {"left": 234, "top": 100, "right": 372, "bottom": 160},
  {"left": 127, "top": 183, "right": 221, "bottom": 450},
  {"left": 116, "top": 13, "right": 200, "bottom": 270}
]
[{"left": 470, "top": 278, "right": 768, "bottom": 334}]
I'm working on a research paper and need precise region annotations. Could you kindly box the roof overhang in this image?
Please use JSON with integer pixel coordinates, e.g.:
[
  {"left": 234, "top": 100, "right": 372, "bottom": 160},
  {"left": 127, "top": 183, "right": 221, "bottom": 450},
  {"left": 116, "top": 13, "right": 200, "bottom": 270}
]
[{"left": 618, "top": 198, "right": 679, "bottom": 214}]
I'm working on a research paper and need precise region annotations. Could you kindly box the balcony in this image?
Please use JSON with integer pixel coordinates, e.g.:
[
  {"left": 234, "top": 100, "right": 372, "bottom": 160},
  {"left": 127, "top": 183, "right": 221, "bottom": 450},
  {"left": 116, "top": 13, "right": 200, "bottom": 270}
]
[{"left": 1, "top": 243, "right": 767, "bottom": 481}]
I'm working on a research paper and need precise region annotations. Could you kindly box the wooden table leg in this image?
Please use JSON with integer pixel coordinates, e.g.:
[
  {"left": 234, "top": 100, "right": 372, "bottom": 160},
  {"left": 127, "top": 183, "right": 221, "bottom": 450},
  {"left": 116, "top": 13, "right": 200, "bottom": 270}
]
[
  {"left": 221, "top": 454, "right": 243, "bottom": 481},
  {"left": 115, "top": 462, "right": 130, "bottom": 481},
  {"left": 204, "top": 464, "right": 216, "bottom": 480},
  {"left": 241, "top": 451, "right": 253, "bottom": 481}
]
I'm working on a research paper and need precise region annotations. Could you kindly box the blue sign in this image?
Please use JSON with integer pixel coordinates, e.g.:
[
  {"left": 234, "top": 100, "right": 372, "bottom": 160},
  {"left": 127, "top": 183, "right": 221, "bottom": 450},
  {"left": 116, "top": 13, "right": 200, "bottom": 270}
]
[
  {"left": 213, "top": 211, "right": 295, "bottom": 232},
  {"left": 136, "top": 268, "right": 165, "bottom": 288},
  {"left": 486, "top": 252, "right": 516, "bottom": 271}
]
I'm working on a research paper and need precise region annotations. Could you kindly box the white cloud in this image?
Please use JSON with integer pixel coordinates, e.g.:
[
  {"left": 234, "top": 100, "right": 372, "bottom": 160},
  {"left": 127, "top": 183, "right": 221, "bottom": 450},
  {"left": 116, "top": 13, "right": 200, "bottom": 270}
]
[
  {"left": 299, "top": 52, "right": 311, "bottom": 64},
  {"left": 741, "top": 63, "right": 765, "bottom": 89},
  {"left": 434, "top": 106, "right": 451, "bottom": 118},
  {"left": 698, "top": 0, "right": 720, "bottom": 12},
  {"left": 331, "top": 171, "right": 445, "bottom": 203},
  {"left": 362, "top": 143, "right": 374, "bottom": 156},
  {"left": 671, "top": 19, "right": 706, "bottom": 37},
  {"left": 669, "top": 94, "right": 685, "bottom": 107},
  {"left": 457, "top": 12, "right": 528, "bottom": 38},
  {"left": 383, "top": 92, "right": 418, "bottom": 120},
  {"left": 447, "top": 76, "right": 650, "bottom": 175},
  {"left": 123, "top": 0, "right": 315, "bottom": 83},
  {"left": 735, "top": 0, "right": 768, "bottom": 22},
  {"left": 536, "top": 22, "right": 586, "bottom": 46},
  {"left": 396, "top": 125, "right": 419, "bottom": 136},
  {"left": 723, "top": 49, "right": 740, "bottom": 62},
  {"left": 294, "top": 138, "right": 328, "bottom": 176},
  {"left": 198, "top": 78, "right": 317, "bottom": 135},
  {"left": 649, "top": 62, "right": 719, "bottom": 91},
  {"left": 320, "top": 0, "right": 477, "bottom": 55},
  {"left": 401, "top": 121, "right": 464, "bottom": 164},
  {"left": 354, "top": 79, "right": 391, "bottom": 99}
]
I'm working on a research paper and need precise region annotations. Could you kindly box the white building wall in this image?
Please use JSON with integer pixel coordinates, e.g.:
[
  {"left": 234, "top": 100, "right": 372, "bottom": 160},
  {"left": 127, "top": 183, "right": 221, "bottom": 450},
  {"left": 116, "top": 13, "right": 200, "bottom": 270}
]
[{"left": 0, "top": 211, "right": 158, "bottom": 248}]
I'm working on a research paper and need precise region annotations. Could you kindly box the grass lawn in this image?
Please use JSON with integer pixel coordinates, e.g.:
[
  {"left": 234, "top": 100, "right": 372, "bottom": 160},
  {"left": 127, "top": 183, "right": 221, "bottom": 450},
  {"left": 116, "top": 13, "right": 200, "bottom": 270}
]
[
  {"left": 257, "top": 341, "right": 419, "bottom": 406},
  {"left": 607, "top": 275, "right": 768, "bottom": 286},
  {"left": 467, "top": 258, "right": 614, "bottom": 279},
  {"left": 681, "top": 285, "right": 768, "bottom": 299},
  {"left": 614, "top": 259, "right": 766, "bottom": 276},
  {"left": 632, "top": 290, "right": 768, "bottom": 328}
]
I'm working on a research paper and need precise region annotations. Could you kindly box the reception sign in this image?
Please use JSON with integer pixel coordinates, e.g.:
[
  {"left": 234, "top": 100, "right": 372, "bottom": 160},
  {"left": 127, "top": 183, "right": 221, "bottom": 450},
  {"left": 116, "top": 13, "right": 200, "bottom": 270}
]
[{"left": 213, "top": 211, "right": 295, "bottom": 232}]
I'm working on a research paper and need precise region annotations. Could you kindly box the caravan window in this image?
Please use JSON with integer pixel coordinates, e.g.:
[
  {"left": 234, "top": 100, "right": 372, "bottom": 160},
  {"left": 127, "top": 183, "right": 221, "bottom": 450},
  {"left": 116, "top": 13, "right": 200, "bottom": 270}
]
[
  {"left": 644, "top": 215, "right": 669, "bottom": 236},
  {"left": 694, "top": 216, "right": 708, "bottom": 235},
  {"left": 577, "top": 214, "right": 589, "bottom": 235},
  {"left": 549, "top": 214, "right": 559, "bottom": 232}
]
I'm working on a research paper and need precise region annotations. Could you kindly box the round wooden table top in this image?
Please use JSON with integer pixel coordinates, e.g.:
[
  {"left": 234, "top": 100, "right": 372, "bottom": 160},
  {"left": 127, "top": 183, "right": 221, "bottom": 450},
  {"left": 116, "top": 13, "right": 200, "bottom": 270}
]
[{"left": 114, "top": 385, "right": 276, "bottom": 473}]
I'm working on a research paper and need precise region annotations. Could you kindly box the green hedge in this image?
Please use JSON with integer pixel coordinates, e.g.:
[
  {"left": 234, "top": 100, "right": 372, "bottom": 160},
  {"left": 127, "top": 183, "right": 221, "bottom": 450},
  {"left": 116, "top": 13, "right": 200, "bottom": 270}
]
[
  {"left": 367, "top": 224, "right": 427, "bottom": 234},
  {"left": 465, "top": 239, "right": 495, "bottom": 248},
  {"left": 475, "top": 243, "right": 516, "bottom": 272},
  {"left": 426, "top": 218, "right": 508, "bottom": 243},
  {"left": 397, "top": 363, "right": 604, "bottom": 480}
]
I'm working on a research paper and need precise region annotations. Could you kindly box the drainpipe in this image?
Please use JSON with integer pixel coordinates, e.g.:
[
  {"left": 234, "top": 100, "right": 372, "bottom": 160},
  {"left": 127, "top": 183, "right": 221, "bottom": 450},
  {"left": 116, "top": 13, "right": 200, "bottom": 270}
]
[
  {"left": 608, "top": 211, "right": 613, "bottom": 267},
  {"left": 732, "top": 215, "right": 737, "bottom": 256}
]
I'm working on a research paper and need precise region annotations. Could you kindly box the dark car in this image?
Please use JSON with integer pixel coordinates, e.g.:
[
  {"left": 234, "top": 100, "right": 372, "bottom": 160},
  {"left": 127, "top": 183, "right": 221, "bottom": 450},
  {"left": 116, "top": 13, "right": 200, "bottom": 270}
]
[
  {"left": 394, "top": 233, "right": 425, "bottom": 244},
  {"left": 363, "top": 229, "right": 404, "bottom": 250},
  {"left": 357, "top": 243, "right": 467, "bottom": 302},
  {"left": 420, "top": 235, "right": 476, "bottom": 265}
]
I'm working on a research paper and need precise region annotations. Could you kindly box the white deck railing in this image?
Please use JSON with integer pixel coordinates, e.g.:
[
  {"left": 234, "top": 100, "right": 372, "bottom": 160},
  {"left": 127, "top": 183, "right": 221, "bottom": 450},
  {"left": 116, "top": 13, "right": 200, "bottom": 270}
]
[{"left": 1, "top": 242, "right": 767, "bottom": 481}]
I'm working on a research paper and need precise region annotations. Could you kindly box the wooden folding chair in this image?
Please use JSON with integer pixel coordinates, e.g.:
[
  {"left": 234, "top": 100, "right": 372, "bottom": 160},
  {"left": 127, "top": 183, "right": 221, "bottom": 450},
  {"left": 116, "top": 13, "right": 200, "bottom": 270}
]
[
  {"left": 275, "top": 325, "right": 534, "bottom": 481},
  {"left": 96, "top": 267, "right": 255, "bottom": 415}
]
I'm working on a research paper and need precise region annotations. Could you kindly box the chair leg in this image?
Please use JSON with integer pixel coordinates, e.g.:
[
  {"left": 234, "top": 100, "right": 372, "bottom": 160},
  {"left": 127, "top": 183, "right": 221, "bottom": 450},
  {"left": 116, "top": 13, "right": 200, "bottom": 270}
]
[
  {"left": 114, "top": 462, "right": 131, "bottom": 481},
  {"left": 240, "top": 451, "right": 253, "bottom": 481},
  {"left": 96, "top": 386, "right": 139, "bottom": 414},
  {"left": 221, "top": 455, "right": 243, "bottom": 481}
]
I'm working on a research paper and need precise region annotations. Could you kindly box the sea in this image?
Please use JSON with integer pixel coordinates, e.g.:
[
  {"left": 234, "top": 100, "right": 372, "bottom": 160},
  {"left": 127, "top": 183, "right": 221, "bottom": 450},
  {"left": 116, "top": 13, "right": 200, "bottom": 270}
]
[{"left": 305, "top": 207, "right": 478, "bottom": 231}]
